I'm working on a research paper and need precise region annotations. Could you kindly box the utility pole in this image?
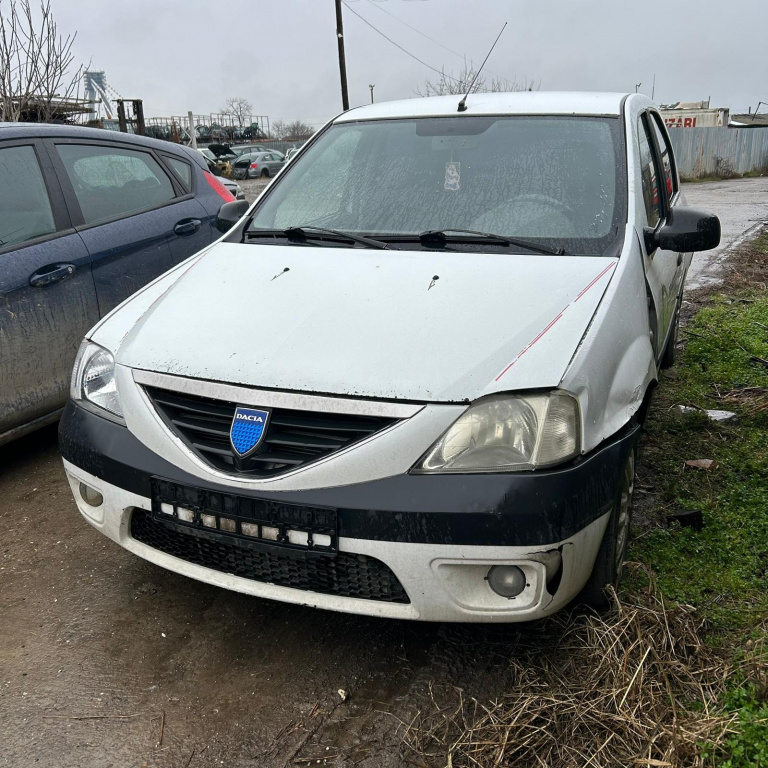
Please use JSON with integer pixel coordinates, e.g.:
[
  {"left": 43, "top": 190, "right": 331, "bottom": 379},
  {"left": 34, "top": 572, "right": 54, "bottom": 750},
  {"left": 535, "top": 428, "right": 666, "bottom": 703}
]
[
  {"left": 335, "top": 0, "right": 349, "bottom": 111},
  {"left": 369, "top": 84, "right": 375, "bottom": 103}
]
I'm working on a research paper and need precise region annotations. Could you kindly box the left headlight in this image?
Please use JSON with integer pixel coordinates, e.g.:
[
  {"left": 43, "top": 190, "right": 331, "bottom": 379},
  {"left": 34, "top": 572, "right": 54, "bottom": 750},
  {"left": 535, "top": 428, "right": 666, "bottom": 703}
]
[
  {"left": 70, "top": 341, "right": 124, "bottom": 423},
  {"left": 413, "top": 392, "right": 580, "bottom": 473}
]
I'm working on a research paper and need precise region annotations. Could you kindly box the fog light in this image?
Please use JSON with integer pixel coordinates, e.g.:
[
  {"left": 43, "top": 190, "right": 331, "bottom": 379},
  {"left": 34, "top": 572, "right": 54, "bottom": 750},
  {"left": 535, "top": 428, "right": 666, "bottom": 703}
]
[
  {"left": 486, "top": 565, "right": 527, "bottom": 598},
  {"left": 79, "top": 482, "right": 103, "bottom": 507}
]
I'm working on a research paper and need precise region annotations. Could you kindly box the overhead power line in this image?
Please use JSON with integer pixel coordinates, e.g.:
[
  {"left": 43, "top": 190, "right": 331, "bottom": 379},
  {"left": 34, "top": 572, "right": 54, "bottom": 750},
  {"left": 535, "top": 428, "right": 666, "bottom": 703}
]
[
  {"left": 361, "top": 0, "right": 503, "bottom": 79},
  {"left": 362, "top": 0, "right": 466, "bottom": 62},
  {"left": 341, "top": 1, "right": 461, "bottom": 83}
]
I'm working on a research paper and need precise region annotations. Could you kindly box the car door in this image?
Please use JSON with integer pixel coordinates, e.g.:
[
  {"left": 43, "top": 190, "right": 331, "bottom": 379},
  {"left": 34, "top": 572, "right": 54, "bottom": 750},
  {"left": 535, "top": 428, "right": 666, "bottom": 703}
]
[
  {"left": 49, "top": 139, "right": 210, "bottom": 316},
  {"left": 158, "top": 152, "right": 213, "bottom": 258},
  {"left": 0, "top": 140, "right": 99, "bottom": 440},
  {"left": 636, "top": 112, "right": 683, "bottom": 360},
  {"left": 267, "top": 154, "right": 284, "bottom": 175}
]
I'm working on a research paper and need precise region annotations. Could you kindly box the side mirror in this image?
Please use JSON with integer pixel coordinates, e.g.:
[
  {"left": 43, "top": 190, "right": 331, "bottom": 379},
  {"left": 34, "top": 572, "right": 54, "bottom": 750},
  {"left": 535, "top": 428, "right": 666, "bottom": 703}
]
[
  {"left": 646, "top": 207, "right": 721, "bottom": 253},
  {"left": 216, "top": 200, "right": 249, "bottom": 233}
]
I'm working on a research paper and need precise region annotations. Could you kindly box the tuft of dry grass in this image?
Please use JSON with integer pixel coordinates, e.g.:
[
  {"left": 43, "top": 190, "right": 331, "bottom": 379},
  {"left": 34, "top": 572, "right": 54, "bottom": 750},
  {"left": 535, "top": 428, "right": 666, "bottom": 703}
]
[
  {"left": 719, "top": 386, "right": 768, "bottom": 415},
  {"left": 401, "top": 568, "right": 750, "bottom": 768}
]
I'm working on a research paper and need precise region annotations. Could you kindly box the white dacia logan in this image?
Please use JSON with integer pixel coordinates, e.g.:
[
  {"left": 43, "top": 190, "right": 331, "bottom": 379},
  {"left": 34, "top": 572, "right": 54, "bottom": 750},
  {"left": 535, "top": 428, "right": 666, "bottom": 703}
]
[{"left": 61, "top": 92, "right": 720, "bottom": 622}]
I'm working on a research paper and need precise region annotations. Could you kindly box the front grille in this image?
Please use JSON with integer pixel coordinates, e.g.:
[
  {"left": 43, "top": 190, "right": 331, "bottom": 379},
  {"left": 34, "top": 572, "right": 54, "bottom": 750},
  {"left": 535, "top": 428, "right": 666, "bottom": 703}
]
[
  {"left": 130, "top": 509, "right": 410, "bottom": 603},
  {"left": 144, "top": 386, "right": 397, "bottom": 478}
]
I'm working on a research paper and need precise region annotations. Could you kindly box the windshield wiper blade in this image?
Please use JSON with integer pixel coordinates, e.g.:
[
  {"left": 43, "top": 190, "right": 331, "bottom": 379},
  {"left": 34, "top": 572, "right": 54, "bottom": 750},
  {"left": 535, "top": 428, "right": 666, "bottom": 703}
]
[
  {"left": 418, "top": 229, "right": 566, "bottom": 256},
  {"left": 245, "top": 226, "right": 388, "bottom": 250}
]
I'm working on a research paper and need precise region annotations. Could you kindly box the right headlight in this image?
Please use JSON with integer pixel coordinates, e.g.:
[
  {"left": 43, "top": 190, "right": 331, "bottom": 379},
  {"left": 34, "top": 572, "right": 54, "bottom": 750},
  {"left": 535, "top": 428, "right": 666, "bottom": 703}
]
[
  {"left": 70, "top": 341, "right": 124, "bottom": 423},
  {"left": 412, "top": 392, "right": 580, "bottom": 473}
]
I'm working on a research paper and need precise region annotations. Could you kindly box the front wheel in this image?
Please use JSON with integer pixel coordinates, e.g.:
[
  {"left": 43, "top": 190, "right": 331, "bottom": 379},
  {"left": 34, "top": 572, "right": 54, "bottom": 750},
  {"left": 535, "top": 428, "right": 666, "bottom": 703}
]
[{"left": 579, "top": 445, "right": 636, "bottom": 607}]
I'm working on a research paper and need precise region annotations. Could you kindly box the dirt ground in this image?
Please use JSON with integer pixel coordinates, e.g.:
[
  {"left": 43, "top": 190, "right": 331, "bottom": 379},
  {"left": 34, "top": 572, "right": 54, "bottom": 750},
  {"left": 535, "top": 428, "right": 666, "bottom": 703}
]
[
  {"left": 1, "top": 180, "right": 764, "bottom": 767},
  {"left": 0, "top": 424, "right": 525, "bottom": 768}
]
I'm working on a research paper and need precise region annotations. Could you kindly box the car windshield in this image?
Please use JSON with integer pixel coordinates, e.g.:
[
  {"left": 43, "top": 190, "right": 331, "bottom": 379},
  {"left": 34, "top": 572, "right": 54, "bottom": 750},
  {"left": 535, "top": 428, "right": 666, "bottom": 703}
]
[{"left": 247, "top": 115, "right": 625, "bottom": 254}]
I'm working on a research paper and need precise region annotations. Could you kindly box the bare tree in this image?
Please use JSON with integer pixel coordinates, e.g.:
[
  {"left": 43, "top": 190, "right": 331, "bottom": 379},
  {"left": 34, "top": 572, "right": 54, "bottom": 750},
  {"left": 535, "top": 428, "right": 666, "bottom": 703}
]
[
  {"left": 415, "top": 65, "right": 537, "bottom": 98},
  {"left": 270, "top": 119, "right": 313, "bottom": 141},
  {"left": 0, "top": 0, "right": 83, "bottom": 122},
  {"left": 284, "top": 120, "right": 313, "bottom": 140},
  {"left": 269, "top": 119, "right": 287, "bottom": 140},
  {"left": 221, "top": 96, "right": 252, "bottom": 127}
]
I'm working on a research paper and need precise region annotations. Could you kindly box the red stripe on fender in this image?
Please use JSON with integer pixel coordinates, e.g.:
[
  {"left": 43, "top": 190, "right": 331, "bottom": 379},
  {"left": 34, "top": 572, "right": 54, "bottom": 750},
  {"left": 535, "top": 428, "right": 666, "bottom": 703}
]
[
  {"left": 573, "top": 261, "right": 617, "bottom": 302},
  {"left": 494, "top": 308, "right": 567, "bottom": 382},
  {"left": 493, "top": 261, "right": 618, "bottom": 383}
]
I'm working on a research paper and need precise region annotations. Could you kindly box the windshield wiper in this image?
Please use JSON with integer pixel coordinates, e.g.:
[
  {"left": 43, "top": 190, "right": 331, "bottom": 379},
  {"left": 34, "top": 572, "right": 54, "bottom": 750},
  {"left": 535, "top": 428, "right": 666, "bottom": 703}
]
[
  {"left": 245, "top": 226, "right": 388, "bottom": 250},
  {"left": 418, "top": 229, "right": 566, "bottom": 256}
]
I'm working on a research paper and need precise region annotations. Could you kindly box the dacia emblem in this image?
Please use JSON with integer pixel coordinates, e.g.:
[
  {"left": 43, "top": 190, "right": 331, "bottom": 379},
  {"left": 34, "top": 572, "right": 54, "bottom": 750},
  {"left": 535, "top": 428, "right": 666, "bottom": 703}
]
[{"left": 230, "top": 406, "right": 270, "bottom": 457}]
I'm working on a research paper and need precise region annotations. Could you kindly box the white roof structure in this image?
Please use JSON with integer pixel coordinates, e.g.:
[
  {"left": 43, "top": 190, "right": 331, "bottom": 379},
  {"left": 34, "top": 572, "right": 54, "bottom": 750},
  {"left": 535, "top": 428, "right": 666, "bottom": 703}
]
[{"left": 336, "top": 92, "right": 633, "bottom": 122}]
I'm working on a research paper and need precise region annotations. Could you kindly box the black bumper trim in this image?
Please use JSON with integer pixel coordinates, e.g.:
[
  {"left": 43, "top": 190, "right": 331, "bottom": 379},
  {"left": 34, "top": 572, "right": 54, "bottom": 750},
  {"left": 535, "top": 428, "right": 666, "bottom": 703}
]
[{"left": 60, "top": 401, "right": 639, "bottom": 547}]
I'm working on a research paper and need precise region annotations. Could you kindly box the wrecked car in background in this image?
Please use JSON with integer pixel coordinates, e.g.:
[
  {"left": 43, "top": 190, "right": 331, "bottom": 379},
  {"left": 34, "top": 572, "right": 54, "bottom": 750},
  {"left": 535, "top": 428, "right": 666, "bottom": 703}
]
[
  {"left": 232, "top": 151, "right": 285, "bottom": 179},
  {"left": 0, "top": 123, "right": 237, "bottom": 445},
  {"left": 60, "top": 92, "right": 720, "bottom": 621}
]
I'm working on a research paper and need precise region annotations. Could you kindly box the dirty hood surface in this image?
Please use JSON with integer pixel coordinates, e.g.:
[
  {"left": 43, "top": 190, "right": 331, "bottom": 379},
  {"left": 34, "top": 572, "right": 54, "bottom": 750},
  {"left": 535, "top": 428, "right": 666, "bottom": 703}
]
[{"left": 111, "top": 243, "right": 616, "bottom": 402}]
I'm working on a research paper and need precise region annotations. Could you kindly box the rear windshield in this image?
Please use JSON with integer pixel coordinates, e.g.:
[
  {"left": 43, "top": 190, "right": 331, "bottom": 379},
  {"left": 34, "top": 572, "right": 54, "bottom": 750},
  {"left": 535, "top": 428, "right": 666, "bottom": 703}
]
[{"left": 248, "top": 115, "right": 625, "bottom": 255}]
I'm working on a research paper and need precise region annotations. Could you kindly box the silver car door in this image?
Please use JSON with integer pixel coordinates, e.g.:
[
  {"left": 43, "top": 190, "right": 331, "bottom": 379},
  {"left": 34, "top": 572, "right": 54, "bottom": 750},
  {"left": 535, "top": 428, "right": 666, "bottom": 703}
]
[{"left": 636, "top": 112, "right": 680, "bottom": 360}]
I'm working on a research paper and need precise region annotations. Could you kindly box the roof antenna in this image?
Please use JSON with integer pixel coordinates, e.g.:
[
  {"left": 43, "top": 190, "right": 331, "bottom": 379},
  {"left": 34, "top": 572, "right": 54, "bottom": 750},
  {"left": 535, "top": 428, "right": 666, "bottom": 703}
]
[{"left": 458, "top": 22, "right": 507, "bottom": 113}]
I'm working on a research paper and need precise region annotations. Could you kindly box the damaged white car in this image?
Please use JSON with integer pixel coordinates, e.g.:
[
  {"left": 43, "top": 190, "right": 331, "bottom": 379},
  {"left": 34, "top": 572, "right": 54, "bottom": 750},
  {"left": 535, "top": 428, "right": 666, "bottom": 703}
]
[{"left": 61, "top": 92, "right": 720, "bottom": 622}]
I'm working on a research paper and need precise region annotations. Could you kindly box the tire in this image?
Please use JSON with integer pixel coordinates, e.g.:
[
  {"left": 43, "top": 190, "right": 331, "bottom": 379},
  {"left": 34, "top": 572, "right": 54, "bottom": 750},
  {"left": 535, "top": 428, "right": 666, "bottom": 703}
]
[
  {"left": 579, "top": 445, "right": 637, "bottom": 608},
  {"left": 260, "top": 168, "right": 270, "bottom": 178},
  {"left": 660, "top": 294, "right": 681, "bottom": 369}
]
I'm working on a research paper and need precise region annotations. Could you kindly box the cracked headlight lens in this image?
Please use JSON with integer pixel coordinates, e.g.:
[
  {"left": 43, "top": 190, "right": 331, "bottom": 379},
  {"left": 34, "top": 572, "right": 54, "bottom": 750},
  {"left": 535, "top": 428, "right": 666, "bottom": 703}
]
[
  {"left": 413, "top": 392, "right": 580, "bottom": 473},
  {"left": 71, "top": 341, "right": 124, "bottom": 422}
]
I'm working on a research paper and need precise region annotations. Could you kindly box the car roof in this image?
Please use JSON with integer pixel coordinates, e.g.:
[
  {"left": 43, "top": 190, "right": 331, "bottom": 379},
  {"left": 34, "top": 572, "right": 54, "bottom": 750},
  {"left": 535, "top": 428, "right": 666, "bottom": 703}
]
[
  {"left": 0, "top": 121, "right": 192, "bottom": 153},
  {"left": 335, "top": 91, "right": 634, "bottom": 123},
  {"left": 0, "top": 121, "right": 210, "bottom": 171}
]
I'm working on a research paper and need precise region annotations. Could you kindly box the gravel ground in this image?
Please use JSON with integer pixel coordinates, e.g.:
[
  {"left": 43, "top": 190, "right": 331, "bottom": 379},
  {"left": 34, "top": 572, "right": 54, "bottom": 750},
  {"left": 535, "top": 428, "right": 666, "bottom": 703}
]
[
  {"left": 1, "top": 178, "right": 765, "bottom": 768},
  {"left": 238, "top": 177, "right": 271, "bottom": 205}
]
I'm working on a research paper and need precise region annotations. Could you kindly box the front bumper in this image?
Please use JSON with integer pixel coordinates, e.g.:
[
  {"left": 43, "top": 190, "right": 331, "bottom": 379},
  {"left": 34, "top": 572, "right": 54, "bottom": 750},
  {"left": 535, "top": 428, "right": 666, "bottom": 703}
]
[{"left": 60, "top": 401, "right": 638, "bottom": 622}]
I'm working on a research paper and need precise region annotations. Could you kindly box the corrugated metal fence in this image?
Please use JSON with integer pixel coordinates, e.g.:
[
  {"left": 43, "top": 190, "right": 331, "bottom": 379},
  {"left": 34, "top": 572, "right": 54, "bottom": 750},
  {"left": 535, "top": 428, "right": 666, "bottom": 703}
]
[
  {"left": 668, "top": 127, "right": 768, "bottom": 178},
  {"left": 256, "top": 139, "right": 309, "bottom": 155}
]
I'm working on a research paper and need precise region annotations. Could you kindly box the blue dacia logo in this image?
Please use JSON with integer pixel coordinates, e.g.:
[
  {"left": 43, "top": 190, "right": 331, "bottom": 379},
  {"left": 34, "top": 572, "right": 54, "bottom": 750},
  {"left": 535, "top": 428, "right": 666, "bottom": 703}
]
[{"left": 230, "top": 406, "right": 270, "bottom": 457}]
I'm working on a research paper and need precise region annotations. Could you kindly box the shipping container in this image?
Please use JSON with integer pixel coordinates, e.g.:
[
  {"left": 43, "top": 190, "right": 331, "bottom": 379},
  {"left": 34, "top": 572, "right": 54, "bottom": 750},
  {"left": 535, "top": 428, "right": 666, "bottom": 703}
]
[{"left": 660, "top": 107, "right": 730, "bottom": 129}]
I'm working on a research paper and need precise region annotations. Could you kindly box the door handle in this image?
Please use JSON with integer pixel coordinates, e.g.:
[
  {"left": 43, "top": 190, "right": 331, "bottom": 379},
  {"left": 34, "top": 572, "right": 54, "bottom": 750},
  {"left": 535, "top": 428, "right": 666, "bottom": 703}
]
[
  {"left": 29, "top": 263, "right": 75, "bottom": 288},
  {"left": 174, "top": 218, "right": 202, "bottom": 236},
  {"left": 677, "top": 253, "right": 683, "bottom": 267}
]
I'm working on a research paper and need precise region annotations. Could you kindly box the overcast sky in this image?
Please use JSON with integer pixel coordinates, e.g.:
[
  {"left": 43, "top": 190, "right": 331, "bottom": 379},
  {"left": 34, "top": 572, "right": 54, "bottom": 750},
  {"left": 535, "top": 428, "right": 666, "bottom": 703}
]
[{"left": 55, "top": 0, "right": 766, "bottom": 127}]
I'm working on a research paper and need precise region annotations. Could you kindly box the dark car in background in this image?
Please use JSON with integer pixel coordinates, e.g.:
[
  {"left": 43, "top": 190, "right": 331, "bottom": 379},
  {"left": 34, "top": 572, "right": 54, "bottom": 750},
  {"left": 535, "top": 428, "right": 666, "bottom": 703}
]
[{"left": 0, "top": 122, "right": 236, "bottom": 446}]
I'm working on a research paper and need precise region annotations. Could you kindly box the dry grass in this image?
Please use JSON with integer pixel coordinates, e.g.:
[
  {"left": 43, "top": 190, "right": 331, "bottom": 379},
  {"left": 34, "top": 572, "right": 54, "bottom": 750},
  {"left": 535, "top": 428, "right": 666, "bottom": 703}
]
[
  {"left": 719, "top": 386, "right": 768, "bottom": 415},
  {"left": 400, "top": 568, "right": 752, "bottom": 768}
]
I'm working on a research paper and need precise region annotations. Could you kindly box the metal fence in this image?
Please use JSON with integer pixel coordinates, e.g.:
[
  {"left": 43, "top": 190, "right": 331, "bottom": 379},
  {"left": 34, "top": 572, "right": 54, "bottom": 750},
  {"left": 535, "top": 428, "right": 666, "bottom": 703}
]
[{"left": 668, "top": 126, "right": 768, "bottom": 178}]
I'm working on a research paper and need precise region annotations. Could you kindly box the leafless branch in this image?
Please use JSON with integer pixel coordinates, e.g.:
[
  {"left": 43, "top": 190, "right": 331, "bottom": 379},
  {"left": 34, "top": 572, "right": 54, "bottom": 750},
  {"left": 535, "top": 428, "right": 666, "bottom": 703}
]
[{"left": 0, "top": 0, "right": 83, "bottom": 122}]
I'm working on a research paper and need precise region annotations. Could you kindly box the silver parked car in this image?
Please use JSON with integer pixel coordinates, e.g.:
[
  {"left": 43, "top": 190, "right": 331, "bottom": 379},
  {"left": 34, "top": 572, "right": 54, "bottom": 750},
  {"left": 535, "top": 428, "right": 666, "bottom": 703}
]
[
  {"left": 232, "top": 151, "right": 285, "bottom": 179},
  {"left": 230, "top": 144, "right": 285, "bottom": 161}
]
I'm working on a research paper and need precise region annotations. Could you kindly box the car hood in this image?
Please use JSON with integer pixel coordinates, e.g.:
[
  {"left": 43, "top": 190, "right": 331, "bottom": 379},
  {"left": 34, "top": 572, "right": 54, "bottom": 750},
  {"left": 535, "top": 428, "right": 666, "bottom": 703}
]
[{"left": 107, "top": 243, "right": 617, "bottom": 403}]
